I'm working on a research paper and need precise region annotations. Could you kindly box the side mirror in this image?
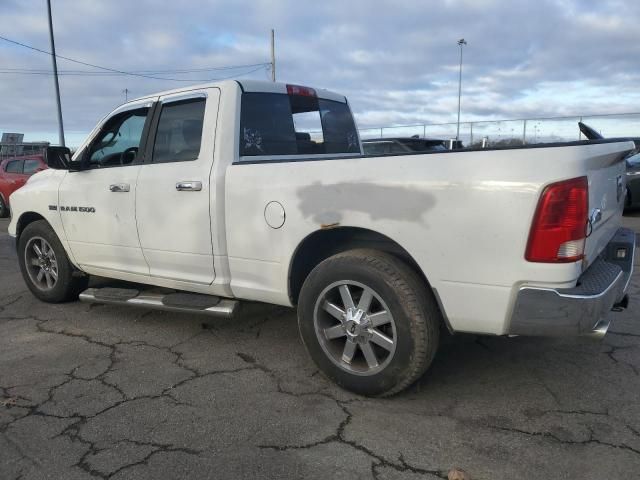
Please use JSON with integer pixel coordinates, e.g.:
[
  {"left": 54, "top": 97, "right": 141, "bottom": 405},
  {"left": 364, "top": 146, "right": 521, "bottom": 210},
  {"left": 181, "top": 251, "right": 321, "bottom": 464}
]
[{"left": 45, "top": 146, "right": 72, "bottom": 170}]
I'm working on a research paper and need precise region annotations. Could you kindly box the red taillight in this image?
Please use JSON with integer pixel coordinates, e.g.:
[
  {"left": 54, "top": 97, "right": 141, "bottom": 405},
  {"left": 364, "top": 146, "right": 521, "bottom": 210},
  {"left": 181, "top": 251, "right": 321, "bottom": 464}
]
[
  {"left": 286, "top": 84, "right": 317, "bottom": 97},
  {"left": 525, "top": 176, "right": 589, "bottom": 263}
]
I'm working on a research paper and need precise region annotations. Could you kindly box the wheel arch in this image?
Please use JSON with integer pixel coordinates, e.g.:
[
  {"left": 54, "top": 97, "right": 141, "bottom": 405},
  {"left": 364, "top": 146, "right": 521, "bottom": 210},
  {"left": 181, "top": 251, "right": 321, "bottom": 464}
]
[
  {"left": 15, "top": 211, "right": 48, "bottom": 241},
  {"left": 288, "top": 226, "right": 433, "bottom": 306}
]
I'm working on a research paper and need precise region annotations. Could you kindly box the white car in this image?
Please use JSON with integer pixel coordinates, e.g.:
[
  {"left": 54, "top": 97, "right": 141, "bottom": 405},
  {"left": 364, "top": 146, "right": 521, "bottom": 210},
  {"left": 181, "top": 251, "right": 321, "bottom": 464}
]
[{"left": 8, "top": 80, "right": 636, "bottom": 396}]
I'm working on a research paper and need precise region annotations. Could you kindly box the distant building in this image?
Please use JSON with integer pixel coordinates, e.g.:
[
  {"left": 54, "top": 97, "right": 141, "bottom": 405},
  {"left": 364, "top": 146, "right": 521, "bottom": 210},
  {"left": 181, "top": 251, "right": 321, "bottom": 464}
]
[{"left": 0, "top": 133, "right": 49, "bottom": 159}]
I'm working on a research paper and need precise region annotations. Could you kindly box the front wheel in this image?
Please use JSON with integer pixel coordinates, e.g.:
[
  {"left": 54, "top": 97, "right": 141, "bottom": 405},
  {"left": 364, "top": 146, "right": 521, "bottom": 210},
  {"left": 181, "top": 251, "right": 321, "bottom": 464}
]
[
  {"left": 297, "top": 249, "right": 440, "bottom": 397},
  {"left": 17, "top": 220, "right": 89, "bottom": 302}
]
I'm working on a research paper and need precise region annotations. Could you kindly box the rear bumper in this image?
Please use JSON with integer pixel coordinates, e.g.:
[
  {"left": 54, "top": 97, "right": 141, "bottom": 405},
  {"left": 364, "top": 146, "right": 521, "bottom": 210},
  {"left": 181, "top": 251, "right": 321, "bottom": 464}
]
[{"left": 508, "top": 227, "right": 635, "bottom": 338}]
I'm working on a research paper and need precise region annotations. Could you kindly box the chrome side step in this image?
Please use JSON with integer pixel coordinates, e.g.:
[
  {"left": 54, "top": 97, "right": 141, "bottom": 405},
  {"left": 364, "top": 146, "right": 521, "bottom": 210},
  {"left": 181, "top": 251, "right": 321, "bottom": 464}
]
[{"left": 79, "top": 287, "right": 238, "bottom": 318}]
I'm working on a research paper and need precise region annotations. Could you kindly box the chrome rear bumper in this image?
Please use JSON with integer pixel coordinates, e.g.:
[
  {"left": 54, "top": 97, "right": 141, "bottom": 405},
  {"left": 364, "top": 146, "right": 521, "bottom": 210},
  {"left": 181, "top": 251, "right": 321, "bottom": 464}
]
[{"left": 508, "top": 228, "right": 635, "bottom": 338}]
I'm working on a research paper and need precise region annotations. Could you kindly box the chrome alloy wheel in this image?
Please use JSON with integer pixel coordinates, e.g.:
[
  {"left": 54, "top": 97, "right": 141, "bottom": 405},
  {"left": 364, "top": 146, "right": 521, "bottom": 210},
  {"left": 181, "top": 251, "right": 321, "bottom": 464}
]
[
  {"left": 313, "top": 280, "right": 397, "bottom": 376},
  {"left": 24, "top": 236, "right": 58, "bottom": 291}
]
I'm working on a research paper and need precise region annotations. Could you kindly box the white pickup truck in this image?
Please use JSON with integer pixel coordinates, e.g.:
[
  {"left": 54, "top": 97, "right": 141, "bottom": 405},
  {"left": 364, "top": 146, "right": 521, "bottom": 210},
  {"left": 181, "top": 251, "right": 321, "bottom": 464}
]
[{"left": 8, "top": 80, "right": 636, "bottom": 396}]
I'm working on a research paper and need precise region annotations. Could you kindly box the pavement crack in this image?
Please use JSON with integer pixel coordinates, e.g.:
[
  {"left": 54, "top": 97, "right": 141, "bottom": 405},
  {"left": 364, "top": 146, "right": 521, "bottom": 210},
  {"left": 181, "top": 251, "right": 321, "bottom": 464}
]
[
  {"left": 0, "top": 294, "right": 24, "bottom": 315},
  {"left": 525, "top": 366, "right": 561, "bottom": 405},
  {"left": 259, "top": 401, "right": 448, "bottom": 479},
  {"left": 488, "top": 424, "right": 640, "bottom": 457},
  {"left": 474, "top": 337, "right": 493, "bottom": 352},
  {"left": 604, "top": 345, "right": 640, "bottom": 376},
  {"left": 607, "top": 330, "right": 640, "bottom": 338},
  {"left": 78, "top": 439, "right": 202, "bottom": 479},
  {"left": 547, "top": 408, "right": 610, "bottom": 416}
]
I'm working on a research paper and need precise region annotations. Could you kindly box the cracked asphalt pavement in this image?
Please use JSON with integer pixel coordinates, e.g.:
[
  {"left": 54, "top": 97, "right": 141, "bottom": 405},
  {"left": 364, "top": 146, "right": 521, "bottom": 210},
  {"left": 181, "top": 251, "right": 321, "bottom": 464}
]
[{"left": 1, "top": 214, "right": 640, "bottom": 480}]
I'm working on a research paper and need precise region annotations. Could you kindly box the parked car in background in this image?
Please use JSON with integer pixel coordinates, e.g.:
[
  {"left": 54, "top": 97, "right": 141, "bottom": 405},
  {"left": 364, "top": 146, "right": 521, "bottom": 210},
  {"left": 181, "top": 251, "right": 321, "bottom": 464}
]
[
  {"left": 362, "top": 137, "right": 447, "bottom": 155},
  {"left": 0, "top": 155, "right": 47, "bottom": 217},
  {"left": 626, "top": 150, "right": 640, "bottom": 210}
]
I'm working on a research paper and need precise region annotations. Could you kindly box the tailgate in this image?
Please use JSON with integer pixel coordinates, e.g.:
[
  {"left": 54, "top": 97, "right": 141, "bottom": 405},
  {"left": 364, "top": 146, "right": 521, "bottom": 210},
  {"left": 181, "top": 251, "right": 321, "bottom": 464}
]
[{"left": 583, "top": 141, "right": 634, "bottom": 267}]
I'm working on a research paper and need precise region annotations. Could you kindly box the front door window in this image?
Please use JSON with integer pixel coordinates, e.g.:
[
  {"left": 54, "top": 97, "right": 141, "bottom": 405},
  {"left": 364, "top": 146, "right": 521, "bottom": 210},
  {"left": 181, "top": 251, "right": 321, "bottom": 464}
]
[{"left": 88, "top": 108, "right": 149, "bottom": 168}]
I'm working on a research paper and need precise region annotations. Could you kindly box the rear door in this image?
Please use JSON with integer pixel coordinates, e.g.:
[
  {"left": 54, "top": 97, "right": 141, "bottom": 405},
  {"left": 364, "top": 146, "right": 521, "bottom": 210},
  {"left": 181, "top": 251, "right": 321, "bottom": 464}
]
[{"left": 135, "top": 89, "right": 219, "bottom": 284}]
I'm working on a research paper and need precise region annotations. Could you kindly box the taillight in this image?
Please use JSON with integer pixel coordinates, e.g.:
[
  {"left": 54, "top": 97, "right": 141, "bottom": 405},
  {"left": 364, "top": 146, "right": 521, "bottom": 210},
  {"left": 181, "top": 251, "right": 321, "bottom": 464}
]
[
  {"left": 286, "top": 84, "right": 317, "bottom": 97},
  {"left": 525, "top": 176, "right": 588, "bottom": 263}
]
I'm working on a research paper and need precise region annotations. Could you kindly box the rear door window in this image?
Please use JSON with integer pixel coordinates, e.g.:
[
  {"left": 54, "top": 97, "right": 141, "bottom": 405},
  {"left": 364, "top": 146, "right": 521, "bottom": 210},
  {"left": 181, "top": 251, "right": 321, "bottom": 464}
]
[
  {"left": 239, "top": 92, "right": 359, "bottom": 158},
  {"left": 152, "top": 98, "right": 206, "bottom": 163},
  {"left": 5, "top": 160, "right": 23, "bottom": 173}
]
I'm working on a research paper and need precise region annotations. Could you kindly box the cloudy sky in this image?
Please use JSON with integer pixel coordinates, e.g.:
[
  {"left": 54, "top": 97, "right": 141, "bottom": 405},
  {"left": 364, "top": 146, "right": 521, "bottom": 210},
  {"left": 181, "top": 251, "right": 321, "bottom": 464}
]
[{"left": 1, "top": 0, "right": 639, "bottom": 146}]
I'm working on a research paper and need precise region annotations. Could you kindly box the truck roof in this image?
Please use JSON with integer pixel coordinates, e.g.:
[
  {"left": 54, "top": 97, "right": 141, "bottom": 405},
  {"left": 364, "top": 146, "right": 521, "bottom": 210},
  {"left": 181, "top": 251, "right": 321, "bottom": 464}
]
[{"left": 127, "top": 79, "right": 347, "bottom": 106}]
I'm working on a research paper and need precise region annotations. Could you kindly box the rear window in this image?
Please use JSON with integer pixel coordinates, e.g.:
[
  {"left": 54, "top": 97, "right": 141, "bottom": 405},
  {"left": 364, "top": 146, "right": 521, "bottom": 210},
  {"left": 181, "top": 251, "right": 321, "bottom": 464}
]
[{"left": 239, "top": 93, "right": 359, "bottom": 158}]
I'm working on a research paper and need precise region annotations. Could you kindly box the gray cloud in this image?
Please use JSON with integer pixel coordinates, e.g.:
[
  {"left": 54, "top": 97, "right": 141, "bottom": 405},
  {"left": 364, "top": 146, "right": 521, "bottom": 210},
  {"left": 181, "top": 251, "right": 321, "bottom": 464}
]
[{"left": 1, "top": 0, "right": 639, "bottom": 145}]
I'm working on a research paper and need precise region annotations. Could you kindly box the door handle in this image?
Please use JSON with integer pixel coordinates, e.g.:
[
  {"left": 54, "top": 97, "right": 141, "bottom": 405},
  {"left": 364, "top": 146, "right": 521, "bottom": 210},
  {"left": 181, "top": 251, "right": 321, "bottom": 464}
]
[
  {"left": 176, "top": 181, "right": 202, "bottom": 191},
  {"left": 109, "top": 183, "right": 130, "bottom": 192}
]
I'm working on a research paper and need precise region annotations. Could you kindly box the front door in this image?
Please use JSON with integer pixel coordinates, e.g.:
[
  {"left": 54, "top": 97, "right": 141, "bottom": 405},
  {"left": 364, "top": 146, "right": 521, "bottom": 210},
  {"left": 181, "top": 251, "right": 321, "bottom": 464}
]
[
  {"left": 59, "top": 100, "right": 155, "bottom": 275},
  {"left": 135, "top": 89, "right": 219, "bottom": 284}
]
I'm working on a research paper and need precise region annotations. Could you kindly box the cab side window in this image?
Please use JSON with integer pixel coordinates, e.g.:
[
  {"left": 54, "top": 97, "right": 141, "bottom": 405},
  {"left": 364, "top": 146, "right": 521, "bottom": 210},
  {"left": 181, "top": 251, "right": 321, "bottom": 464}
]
[
  {"left": 5, "top": 160, "right": 23, "bottom": 173},
  {"left": 87, "top": 107, "right": 150, "bottom": 168},
  {"left": 152, "top": 99, "right": 206, "bottom": 163}
]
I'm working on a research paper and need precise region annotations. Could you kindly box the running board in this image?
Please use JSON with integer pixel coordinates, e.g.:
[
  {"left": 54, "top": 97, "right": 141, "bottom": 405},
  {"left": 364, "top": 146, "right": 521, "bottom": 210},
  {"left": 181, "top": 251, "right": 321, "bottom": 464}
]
[{"left": 79, "top": 287, "right": 238, "bottom": 318}]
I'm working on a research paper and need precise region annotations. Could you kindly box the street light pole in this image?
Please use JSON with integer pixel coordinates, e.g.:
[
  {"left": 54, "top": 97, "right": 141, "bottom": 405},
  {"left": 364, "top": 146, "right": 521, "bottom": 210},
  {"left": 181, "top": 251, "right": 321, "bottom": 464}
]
[
  {"left": 46, "top": 0, "right": 65, "bottom": 147},
  {"left": 455, "top": 38, "right": 467, "bottom": 143}
]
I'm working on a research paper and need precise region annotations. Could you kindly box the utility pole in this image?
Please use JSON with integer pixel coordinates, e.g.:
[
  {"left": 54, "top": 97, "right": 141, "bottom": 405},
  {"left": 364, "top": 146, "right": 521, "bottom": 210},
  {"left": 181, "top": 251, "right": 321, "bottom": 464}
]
[
  {"left": 455, "top": 38, "right": 467, "bottom": 143},
  {"left": 122, "top": 88, "right": 129, "bottom": 102},
  {"left": 270, "top": 29, "right": 276, "bottom": 82},
  {"left": 46, "top": 0, "right": 65, "bottom": 147}
]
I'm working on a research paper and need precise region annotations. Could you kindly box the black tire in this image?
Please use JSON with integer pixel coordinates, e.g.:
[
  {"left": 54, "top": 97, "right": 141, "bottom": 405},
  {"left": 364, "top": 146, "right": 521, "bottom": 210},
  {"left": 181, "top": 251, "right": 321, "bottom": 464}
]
[
  {"left": 297, "top": 249, "right": 440, "bottom": 397},
  {"left": 0, "top": 195, "right": 8, "bottom": 218},
  {"left": 17, "top": 220, "right": 89, "bottom": 302}
]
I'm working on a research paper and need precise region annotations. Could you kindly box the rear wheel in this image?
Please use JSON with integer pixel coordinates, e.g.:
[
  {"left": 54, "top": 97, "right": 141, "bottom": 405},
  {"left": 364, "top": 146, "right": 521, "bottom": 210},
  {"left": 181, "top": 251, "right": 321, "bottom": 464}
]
[
  {"left": 298, "top": 249, "right": 440, "bottom": 396},
  {"left": 18, "top": 220, "right": 89, "bottom": 302}
]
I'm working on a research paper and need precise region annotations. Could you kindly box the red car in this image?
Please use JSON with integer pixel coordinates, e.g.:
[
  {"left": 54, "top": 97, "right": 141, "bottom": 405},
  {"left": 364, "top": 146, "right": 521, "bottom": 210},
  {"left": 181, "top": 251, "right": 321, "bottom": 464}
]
[{"left": 0, "top": 155, "right": 47, "bottom": 218}]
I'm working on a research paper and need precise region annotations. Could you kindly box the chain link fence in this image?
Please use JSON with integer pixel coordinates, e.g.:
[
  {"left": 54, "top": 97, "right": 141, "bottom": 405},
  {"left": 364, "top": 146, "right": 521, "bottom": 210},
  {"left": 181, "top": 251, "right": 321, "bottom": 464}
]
[{"left": 358, "top": 112, "right": 640, "bottom": 147}]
